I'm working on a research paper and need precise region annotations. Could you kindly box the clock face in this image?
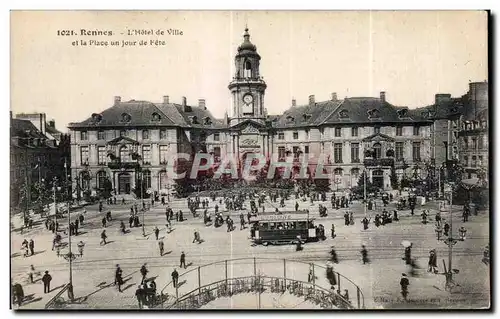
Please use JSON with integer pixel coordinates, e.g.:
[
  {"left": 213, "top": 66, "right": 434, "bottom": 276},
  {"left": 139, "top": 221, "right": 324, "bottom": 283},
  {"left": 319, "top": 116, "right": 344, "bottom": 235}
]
[{"left": 243, "top": 94, "right": 254, "bottom": 104}]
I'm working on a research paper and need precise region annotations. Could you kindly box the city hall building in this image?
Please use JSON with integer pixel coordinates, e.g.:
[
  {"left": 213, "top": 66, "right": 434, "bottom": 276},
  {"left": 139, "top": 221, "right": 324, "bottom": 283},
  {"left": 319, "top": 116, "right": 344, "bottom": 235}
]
[{"left": 68, "top": 28, "right": 435, "bottom": 196}]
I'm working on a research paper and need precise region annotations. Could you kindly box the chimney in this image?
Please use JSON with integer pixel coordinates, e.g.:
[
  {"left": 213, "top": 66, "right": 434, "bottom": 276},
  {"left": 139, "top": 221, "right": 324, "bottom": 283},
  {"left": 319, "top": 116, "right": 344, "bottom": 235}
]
[
  {"left": 163, "top": 95, "right": 170, "bottom": 104},
  {"left": 331, "top": 92, "right": 337, "bottom": 101},
  {"left": 182, "top": 96, "right": 187, "bottom": 106},
  {"left": 292, "top": 99, "right": 296, "bottom": 107},
  {"left": 380, "top": 91, "right": 386, "bottom": 102},
  {"left": 308, "top": 95, "right": 315, "bottom": 106},
  {"left": 114, "top": 96, "right": 121, "bottom": 105},
  {"left": 48, "top": 120, "right": 55, "bottom": 128},
  {"left": 198, "top": 99, "right": 206, "bottom": 110},
  {"left": 40, "top": 113, "right": 46, "bottom": 135},
  {"left": 435, "top": 93, "right": 451, "bottom": 105}
]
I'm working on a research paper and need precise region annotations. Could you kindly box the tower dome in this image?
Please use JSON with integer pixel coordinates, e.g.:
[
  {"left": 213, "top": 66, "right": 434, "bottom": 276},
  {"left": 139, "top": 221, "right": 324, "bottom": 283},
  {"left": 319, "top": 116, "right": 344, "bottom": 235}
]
[{"left": 238, "top": 27, "right": 257, "bottom": 53}]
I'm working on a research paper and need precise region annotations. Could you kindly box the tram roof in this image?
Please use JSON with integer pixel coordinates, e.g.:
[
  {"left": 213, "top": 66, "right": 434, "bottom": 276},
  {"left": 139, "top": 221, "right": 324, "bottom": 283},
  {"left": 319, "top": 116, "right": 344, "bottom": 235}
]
[{"left": 254, "top": 212, "right": 313, "bottom": 222}]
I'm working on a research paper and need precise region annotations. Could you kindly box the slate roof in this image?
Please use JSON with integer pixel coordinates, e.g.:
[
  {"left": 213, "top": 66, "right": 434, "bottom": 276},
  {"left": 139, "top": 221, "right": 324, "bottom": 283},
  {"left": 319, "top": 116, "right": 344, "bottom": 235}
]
[
  {"left": 416, "top": 96, "right": 467, "bottom": 121},
  {"left": 69, "top": 100, "right": 178, "bottom": 128},
  {"left": 10, "top": 119, "right": 57, "bottom": 149},
  {"left": 69, "top": 100, "right": 227, "bottom": 130},
  {"left": 362, "top": 132, "right": 395, "bottom": 142},
  {"left": 45, "top": 124, "right": 62, "bottom": 135},
  {"left": 174, "top": 105, "right": 227, "bottom": 129},
  {"left": 323, "top": 97, "right": 431, "bottom": 125},
  {"left": 275, "top": 100, "right": 342, "bottom": 128}
]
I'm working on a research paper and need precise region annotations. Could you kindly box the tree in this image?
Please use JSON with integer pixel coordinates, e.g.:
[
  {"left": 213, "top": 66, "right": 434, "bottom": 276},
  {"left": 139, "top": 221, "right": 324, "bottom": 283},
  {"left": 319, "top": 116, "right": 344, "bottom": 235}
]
[
  {"left": 390, "top": 167, "right": 399, "bottom": 190},
  {"left": 352, "top": 170, "right": 378, "bottom": 197}
]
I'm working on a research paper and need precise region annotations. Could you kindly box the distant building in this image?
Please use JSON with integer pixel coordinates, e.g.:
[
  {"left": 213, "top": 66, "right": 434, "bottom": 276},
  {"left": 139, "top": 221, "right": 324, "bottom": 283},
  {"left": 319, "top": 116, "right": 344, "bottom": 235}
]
[
  {"left": 68, "top": 28, "right": 435, "bottom": 195},
  {"left": 10, "top": 112, "right": 70, "bottom": 210}
]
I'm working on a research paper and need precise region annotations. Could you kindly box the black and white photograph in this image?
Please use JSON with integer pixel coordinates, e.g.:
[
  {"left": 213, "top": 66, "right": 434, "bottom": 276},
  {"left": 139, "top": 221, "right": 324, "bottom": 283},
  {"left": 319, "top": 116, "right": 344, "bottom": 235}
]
[{"left": 9, "top": 10, "right": 490, "bottom": 310}]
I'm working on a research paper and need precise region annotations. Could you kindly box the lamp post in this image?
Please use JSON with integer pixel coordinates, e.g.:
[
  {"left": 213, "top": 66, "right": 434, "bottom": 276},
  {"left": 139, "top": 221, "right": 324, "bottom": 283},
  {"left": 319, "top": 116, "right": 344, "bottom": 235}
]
[
  {"left": 63, "top": 158, "right": 76, "bottom": 300},
  {"left": 52, "top": 177, "right": 58, "bottom": 232}
]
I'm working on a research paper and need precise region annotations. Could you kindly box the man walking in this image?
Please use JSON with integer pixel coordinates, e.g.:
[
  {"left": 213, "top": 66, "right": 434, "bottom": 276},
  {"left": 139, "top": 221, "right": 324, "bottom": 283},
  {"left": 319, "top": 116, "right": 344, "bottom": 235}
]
[
  {"left": 100, "top": 230, "right": 107, "bottom": 246},
  {"left": 140, "top": 264, "right": 149, "bottom": 283},
  {"left": 42, "top": 271, "right": 52, "bottom": 293},
  {"left": 115, "top": 264, "right": 123, "bottom": 292},
  {"left": 171, "top": 269, "right": 179, "bottom": 288},
  {"left": 28, "top": 239, "right": 34, "bottom": 257},
  {"left": 180, "top": 251, "right": 187, "bottom": 269},
  {"left": 77, "top": 241, "right": 85, "bottom": 257},
  {"left": 154, "top": 226, "right": 160, "bottom": 240},
  {"left": 158, "top": 240, "right": 164, "bottom": 256}
]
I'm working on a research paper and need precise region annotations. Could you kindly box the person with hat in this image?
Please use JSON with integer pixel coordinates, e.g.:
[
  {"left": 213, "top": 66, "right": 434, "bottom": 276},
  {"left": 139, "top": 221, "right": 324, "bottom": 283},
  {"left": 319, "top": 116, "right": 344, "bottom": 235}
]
[
  {"left": 42, "top": 271, "right": 52, "bottom": 293},
  {"left": 400, "top": 273, "right": 409, "bottom": 301},
  {"left": 325, "top": 262, "right": 337, "bottom": 288},
  {"left": 115, "top": 264, "right": 124, "bottom": 292},
  {"left": 428, "top": 249, "right": 438, "bottom": 273},
  {"left": 360, "top": 245, "right": 369, "bottom": 264}
]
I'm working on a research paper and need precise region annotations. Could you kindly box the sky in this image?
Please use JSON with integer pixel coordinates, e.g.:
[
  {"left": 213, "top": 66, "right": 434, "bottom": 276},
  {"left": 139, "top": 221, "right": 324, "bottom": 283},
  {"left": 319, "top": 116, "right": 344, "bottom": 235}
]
[{"left": 10, "top": 11, "right": 488, "bottom": 132}]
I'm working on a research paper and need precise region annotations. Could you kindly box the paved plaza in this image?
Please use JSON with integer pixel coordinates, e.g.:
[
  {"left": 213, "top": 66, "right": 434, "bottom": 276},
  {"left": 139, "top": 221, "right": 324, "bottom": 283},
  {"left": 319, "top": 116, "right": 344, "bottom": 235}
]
[{"left": 10, "top": 192, "right": 490, "bottom": 309}]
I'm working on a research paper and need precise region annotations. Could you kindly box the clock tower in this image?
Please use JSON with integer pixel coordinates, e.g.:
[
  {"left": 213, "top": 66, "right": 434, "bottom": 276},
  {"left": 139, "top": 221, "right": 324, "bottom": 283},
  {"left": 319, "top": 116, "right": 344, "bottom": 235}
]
[{"left": 228, "top": 27, "right": 267, "bottom": 127}]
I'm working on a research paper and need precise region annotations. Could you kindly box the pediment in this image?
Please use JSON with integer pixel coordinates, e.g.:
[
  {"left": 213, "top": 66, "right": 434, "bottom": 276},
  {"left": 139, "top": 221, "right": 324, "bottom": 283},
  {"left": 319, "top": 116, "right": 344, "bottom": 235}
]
[
  {"left": 230, "top": 119, "right": 265, "bottom": 132},
  {"left": 107, "top": 136, "right": 139, "bottom": 145},
  {"left": 362, "top": 132, "right": 395, "bottom": 142}
]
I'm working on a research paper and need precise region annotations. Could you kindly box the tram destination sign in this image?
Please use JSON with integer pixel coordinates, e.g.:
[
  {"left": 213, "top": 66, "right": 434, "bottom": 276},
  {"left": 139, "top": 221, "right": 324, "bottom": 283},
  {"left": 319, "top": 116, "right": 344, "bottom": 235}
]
[{"left": 259, "top": 214, "right": 307, "bottom": 221}]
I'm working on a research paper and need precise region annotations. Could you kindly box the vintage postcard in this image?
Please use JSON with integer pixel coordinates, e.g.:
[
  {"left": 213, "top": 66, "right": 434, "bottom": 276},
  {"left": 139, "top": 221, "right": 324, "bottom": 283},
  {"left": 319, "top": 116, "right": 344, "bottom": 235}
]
[{"left": 9, "top": 10, "right": 490, "bottom": 310}]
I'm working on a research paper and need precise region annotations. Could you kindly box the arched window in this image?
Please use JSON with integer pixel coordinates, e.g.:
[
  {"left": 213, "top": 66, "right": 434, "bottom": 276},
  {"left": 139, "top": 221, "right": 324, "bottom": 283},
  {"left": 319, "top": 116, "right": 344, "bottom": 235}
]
[
  {"left": 373, "top": 169, "right": 384, "bottom": 177},
  {"left": 334, "top": 168, "right": 343, "bottom": 176},
  {"left": 121, "top": 113, "right": 131, "bottom": 123},
  {"left": 244, "top": 60, "right": 252, "bottom": 77},
  {"left": 120, "top": 146, "right": 130, "bottom": 162},
  {"left": 143, "top": 170, "right": 151, "bottom": 188},
  {"left": 373, "top": 143, "right": 382, "bottom": 159},
  {"left": 97, "top": 171, "right": 107, "bottom": 189}
]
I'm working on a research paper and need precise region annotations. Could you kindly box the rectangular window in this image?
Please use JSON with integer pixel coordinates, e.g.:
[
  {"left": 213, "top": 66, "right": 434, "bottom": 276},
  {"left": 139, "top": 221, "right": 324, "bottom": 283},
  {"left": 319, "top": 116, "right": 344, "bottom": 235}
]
[
  {"left": 304, "top": 145, "right": 309, "bottom": 154},
  {"left": 478, "top": 136, "right": 484, "bottom": 149},
  {"left": 142, "top": 145, "right": 151, "bottom": 164},
  {"left": 97, "top": 130, "right": 105, "bottom": 140},
  {"left": 464, "top": 156, "right": 468, "bottom": 167},
  {"left": 120, "top": 130, "right": 127, "bottom": 137},
  {"left": 142, "top": 130, "right": 149, "bottom": 140},
  {"left": 293, "top": 146, "right": 300, "bottom": 159},
  {"left": 159, "top": 145, "right": 169, "bottom": 164},
  {"left": 395, "top": 142, "right": 404, "bottom": 161},
  {"left": 305, "top": 130, "right": 310, "bottom": 140},
  {"left": 213, "top": 133, "right": 220, "bottom": 141},
  {"left": 396, "top": 126, "right": 403, "bottom": 136},
  {"left": 278, "top": 132, "right": 284, "bottom": 140},
  {"left": 351, "top": 127, "right": 358, "bottom": 137},
  {"left": 160, "top": 129, "right": 167, "bottom": 140},
  {"left": 80, "top": 131, "right": 88, "bottom": 141},
  {"left": 98, "top": 146, "right": 106, "bottom": 165},
  {"left": 479, "top": 155, "right": 483, "bottom": 166},
  {"left": 335, "top": 127, "right": 341, "bottom": 137},
  {"left": 293, "top": 132, "right": 299, "bottom": 140},
  {"left": 471, "top": 138, "right": 477, "bottom": 150},
  {"left": 334, "top": 143, "right": 343, "bottom": 163},
  {"left": 374, "top": 126, "right": 380, "bottom": 134},
  {"left": 471, "top": 156, "right": 477, "bottom": 167},
  {"left": 412, "top": 142, "right": 421, "bottom": 161},
  {"left": 213, "top": 147, "right": 221, "bottom": 162},
  {"left": 350, "top": 143, "right": 359, "bottom": 163},
  {"left": 413, "top": 126, "right": 420, "bottom": 136},
  {"left": 80, "top": 146, "right": 89, "bottom": 164},
  {"left": 278, "top": 146, "right": 286, "bottom": 159},
  {"left": 463, "top": 137, "right": 468, "bottom": 149}
]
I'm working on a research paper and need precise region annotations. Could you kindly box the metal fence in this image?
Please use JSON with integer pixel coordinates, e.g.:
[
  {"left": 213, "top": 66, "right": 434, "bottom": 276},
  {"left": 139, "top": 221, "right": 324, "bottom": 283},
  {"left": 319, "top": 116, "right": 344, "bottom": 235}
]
[{"left": 159, "top": 257, "right": 364, "bottom": 309}]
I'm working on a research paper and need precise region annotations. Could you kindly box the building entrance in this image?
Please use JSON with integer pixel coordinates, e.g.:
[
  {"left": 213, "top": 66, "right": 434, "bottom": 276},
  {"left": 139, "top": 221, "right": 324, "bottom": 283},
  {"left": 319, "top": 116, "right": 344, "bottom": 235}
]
[
  {"left": 118, "top": 173, "right": 131, "bottom": 194},
  {"left": 372, "top": 169, "right": 384, "bottom": 189}
]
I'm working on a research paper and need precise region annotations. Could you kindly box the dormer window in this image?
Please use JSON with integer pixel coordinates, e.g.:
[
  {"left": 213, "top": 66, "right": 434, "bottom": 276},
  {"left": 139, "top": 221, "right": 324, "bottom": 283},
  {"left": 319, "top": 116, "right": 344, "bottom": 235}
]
[
  {"left": 151, "top": 112, "right": 161, "bottom": 122},
  {"left": 302, "top": 114, "right": 312, "bottom": 121},
  {"left": 397, "top": 108, "right": 408, "bottom": 118},
  {"left": 339, "top": 109, "right": 349, "bottom": 119},
  {"left": 450, "top": 106, "right": 458, "bottom": 114},
  {"left": 368, "top": 109, "right": 380, "bottom": 119},
  {"left": 204, "top": 117, "right": 212, "bottom": 125},
  {"left": 286, "top": 115, "right": 294, "bottom": 123},
  {"left": 91, "top": 113, "right": 102, "bottom": 123},
  {"left": 421, "top": 111, "right": 429, "bottom": 119},
  {"left": 190, "top": 116, "right": 199, "bottom": 124},
  {"left": 121, "top": 113, "right": 131, "bottom": 123}
]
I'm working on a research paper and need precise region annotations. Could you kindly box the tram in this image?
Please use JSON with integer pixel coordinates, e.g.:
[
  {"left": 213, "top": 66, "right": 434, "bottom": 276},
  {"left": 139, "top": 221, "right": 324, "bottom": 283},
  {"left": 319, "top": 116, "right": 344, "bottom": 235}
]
[{"left": 250, "top": 212, "right": 319, "bottom": 246}]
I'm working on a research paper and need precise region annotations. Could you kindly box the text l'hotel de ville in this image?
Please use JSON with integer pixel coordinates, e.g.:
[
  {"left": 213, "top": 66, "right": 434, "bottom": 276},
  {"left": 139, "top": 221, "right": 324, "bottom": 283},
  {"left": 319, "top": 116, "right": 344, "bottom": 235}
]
[{"left": 57, "top": 28, "right": 184, "bottom": 47}]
